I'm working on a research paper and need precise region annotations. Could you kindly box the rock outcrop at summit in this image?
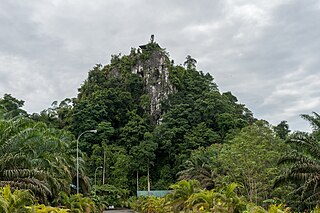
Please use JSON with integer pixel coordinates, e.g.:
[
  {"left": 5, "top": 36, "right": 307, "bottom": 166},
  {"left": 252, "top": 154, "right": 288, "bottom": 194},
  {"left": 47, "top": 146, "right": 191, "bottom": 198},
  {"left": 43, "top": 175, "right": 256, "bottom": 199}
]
[{"left": 131, "top": 43, "right": 175, "bottom": 123}]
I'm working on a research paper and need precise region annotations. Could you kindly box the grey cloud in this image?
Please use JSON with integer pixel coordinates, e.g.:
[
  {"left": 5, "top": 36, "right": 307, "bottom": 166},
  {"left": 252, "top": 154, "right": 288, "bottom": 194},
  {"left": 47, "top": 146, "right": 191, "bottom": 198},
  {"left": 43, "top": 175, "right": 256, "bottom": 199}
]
[
  {"left": 187, "top": 0, "right": 320, "bottom": 131},
  {"left": 0, "top": 0, "right": 319, "bottom": 132}
]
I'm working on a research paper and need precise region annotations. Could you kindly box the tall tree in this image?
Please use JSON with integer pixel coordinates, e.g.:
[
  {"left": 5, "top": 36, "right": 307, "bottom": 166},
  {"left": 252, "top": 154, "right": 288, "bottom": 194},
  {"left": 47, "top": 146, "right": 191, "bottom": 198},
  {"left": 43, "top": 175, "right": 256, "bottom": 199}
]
[
  {"left": 219, "top": 121, "right": 287, "bottom": 204},
  {"left": 131, "top": 132, "right": 157, "bottom": 191},
  {"left": 31, "top": 98, "right": 74, "bottom": 129},
  {"left": 274, "top": 120, "right": 290, "bottom": 140},
  {"left": 183, "top": 55, "right": 197, "bottom": 70},
  {"left": 0, "top": 94, "right": 27, "bottom": 118},
  {"left": 277, "top": 112, "right": 320, "bottom": 209},
  {"left": 178, "top": 145, "right": 222, "bottom": 190}
]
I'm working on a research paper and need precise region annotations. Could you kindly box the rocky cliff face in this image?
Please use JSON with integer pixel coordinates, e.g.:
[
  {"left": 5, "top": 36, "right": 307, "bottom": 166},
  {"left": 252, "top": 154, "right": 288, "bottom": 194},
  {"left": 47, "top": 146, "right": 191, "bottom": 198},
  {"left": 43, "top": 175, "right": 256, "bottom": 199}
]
[{"left": 132, "top": 45, "right": 175, "bottom": 124}]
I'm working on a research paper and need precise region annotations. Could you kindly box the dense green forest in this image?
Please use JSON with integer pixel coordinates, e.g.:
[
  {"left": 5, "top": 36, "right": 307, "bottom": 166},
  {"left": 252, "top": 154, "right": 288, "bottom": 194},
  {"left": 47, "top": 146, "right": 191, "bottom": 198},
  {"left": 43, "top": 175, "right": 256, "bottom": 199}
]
[{"left": 0, "top": 38, "right": 320, "bottom": 212}]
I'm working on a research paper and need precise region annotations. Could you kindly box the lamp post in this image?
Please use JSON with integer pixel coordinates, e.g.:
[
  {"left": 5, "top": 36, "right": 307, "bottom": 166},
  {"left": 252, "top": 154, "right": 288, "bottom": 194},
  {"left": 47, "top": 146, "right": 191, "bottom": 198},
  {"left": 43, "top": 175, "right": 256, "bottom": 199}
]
[
  {"left": 94, "top": 166, "right": 103, "bottom": 194},
  {"left": 77, "top": 129, "right": 97, "bottom": 194}
]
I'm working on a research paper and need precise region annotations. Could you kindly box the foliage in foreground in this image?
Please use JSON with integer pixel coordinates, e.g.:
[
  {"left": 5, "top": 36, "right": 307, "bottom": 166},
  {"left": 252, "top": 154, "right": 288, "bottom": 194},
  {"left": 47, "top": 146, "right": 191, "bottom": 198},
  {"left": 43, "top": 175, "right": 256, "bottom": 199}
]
[
  {"left": 131, "top": 180, "right": 248, "bottom": 213},
  {"left": 130, "top": 180, "right": 294, "bottom": 213},
  {"left": 0, "top": 184, "right": 108, "bottom": 213},
  {"left": 53, "top": 192, "right": 96, "bottom": 213},
  {"left": 0, "top": 184, "right": 71, "bottom": 213}
]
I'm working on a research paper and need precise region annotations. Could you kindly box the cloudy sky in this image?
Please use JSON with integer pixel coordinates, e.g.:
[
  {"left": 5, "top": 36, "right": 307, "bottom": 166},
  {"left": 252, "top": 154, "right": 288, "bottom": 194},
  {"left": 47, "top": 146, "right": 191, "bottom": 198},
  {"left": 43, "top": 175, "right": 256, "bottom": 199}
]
[{"left": 0, "top": 0, "right": 319, "bottom": 131}]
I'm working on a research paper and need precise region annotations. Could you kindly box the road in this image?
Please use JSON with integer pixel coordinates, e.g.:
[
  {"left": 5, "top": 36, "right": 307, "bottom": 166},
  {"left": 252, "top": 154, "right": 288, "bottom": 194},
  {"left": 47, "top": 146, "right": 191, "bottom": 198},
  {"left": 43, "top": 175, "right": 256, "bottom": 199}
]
[{"left": 103, "top": 209, "right": 135, "bottom": 213}]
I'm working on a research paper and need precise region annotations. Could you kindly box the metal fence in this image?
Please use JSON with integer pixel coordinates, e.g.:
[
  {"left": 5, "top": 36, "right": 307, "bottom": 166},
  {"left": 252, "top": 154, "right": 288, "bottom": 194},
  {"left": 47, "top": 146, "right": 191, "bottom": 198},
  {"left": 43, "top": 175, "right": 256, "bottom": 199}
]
[{"left": 137, "top": 190, "right": 171, "bottom": 197}]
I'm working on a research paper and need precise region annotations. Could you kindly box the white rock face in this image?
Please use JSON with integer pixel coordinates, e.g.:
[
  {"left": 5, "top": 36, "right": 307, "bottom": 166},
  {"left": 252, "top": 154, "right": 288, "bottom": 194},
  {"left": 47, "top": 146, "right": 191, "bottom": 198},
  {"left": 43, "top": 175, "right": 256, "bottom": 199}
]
[{"left": 132, "top": 50, "right": 175, "bottom": 123}]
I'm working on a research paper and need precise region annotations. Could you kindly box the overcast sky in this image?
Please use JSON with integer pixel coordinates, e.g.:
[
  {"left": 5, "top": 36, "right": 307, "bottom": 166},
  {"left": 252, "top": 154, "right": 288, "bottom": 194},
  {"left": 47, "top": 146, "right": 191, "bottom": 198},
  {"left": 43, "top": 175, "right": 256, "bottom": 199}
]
[{"left": 0, "top": 0, "right": 319, "bottom": 131}]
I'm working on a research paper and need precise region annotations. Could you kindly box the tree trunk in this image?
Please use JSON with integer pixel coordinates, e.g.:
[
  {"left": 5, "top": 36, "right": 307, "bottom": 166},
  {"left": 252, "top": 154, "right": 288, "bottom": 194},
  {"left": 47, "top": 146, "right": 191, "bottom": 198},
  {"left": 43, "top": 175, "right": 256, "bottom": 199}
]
[
  {"left": 147, "top": 165, "right": 150, "bottom": 194},
  {"left": 103, "top": 150, "right": 106, "bottom": 185},
  {"left": 136, "top": 171, "right": 139, "bottom": 195}
]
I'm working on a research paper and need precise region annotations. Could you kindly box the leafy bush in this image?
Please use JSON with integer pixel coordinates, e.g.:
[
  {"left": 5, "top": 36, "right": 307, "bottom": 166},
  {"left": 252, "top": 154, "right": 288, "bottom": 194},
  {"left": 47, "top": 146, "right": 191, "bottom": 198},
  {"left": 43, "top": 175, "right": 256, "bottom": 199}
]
[
  {"left": 25, "top": 204, "right": 71, "bottom": 213},
  {"left": 93, "top": 184, "right": 129, "bottom": 207},
  {"left": 130, "top": 180, "right": 295, "bottom": 213},
  {"left": 130, "top": 196, "right": 168, "bottom": 213},
  {"left": 0, "top": 184, "right": 36, "bottom": 212},
  {"left": 53, "top": 192, "right": 96, "bottom": 213},
  {"left": 0, "top": 185, "right": 71, "bottom": 213}
]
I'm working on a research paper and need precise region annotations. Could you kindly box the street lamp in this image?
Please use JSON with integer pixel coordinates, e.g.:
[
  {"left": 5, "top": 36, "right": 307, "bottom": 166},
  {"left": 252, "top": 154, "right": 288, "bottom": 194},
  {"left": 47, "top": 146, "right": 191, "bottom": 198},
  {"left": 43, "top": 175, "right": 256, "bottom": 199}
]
[
  {"left": 77, "top": 129, "right": 97, "bottom": 194},
  {"left": 94, "top": 166, "right": 103, "bottom": 194}
]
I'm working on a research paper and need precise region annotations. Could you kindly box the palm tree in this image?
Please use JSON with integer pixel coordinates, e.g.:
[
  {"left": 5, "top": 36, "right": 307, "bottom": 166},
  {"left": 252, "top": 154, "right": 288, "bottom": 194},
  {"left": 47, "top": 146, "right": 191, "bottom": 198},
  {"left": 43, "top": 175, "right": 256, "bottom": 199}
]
[
  {"left": 278, "top": 112, "right": 320, "bottom": 207},
  {"left": 187, "top": 189, "right": 219, "bottom": 212},
  {"left": 186, "top": 183, "right": 245, "bottom": 213},
  {"left": 54, "top": 192, "right": 96, "bottom": 213},
  {"left": 301, "top": 112, "right": 320, "bottom": 131},
  {"left": 167, "top": 179, "right": 200, "bottom": 212},
  {"left": 178, "top": 145, "right": 220, "bottom": 190},
  {"left": 0, "top": 114, "right": 83, "bottom": 202},
  {"left": 140, "top": 196, "right": 167, "bottom": 213},
  {"left": 178, "top": 158, "right": 215, "bottom": 189}
]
